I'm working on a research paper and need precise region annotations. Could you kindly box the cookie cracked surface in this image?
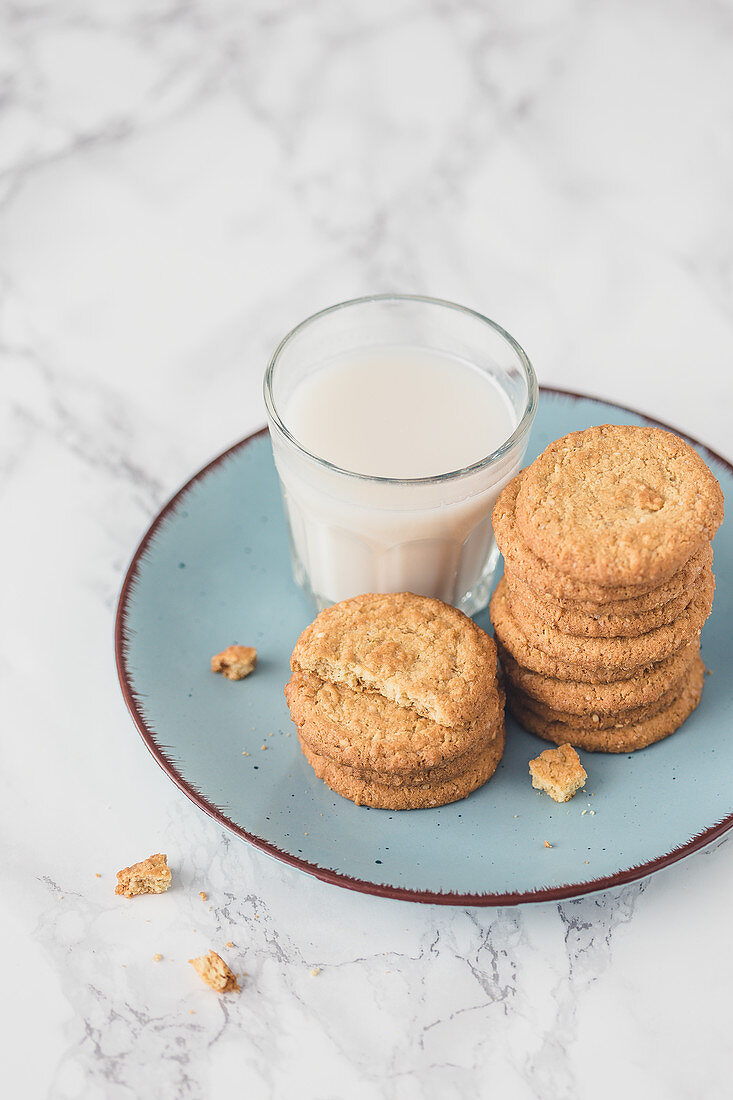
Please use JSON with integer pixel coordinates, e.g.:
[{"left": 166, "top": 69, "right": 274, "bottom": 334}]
[{"left": 287, "top": 592, "right": 504, "bottom": 809}]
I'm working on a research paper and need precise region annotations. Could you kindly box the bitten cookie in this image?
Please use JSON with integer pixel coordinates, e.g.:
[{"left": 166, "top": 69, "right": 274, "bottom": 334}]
[
  {"left": 287, "top": 592, "right": 504, "bottom": 809},
  {"left": 290, "top": 592, "right": 497, "bottom": 727},
  {"left": 514, "top": 425, "right": 724, "bottom": 586},
  {"left": 286, "top": 668, "right": 504, "bottom": 775}
]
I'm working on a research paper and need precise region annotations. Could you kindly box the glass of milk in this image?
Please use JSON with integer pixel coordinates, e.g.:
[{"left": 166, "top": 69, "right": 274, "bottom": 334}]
[{"left": 264, "top": 295, "right": 537, "bottom": 615}]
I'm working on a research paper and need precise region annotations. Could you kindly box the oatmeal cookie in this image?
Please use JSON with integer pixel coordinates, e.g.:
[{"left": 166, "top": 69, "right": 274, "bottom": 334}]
[
  {"left": 493, "top": 474, "right": 712, "bottom": 607},
  {"left": 514, "top": 425, "right": 723, "bottom": 586},
  {"left": 509, "top": 655, "right": 705, "bottom": 752}
]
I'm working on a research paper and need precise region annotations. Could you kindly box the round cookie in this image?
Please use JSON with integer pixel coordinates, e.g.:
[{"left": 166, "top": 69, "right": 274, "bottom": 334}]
[
  {"left": 505, "top": 562, "right": 712, "bottom": 638},
  {"left": 493, "top": 474, "right": 712, "bottom": 607},
  {"left": 514, "top": 425, "right": 724, "bottom": 586},
  {"left": 510, "top": 678, "right": 680, "bottom": 729},
  {"left": 497, "top": 639, "right": 699, "bottom": 715},
  {"left": 490, "top": 579, "right": 700, "bottom": 683},
  {"left": 285, "top": 668, "right": 504, "bottom": 774},
  {"left": 504, "top": 570, "right": 714, "bottom": 674},
  {"left": 290, "top": 592, "right": 497, "bottom": 728},
  {"left": 508, "top": 655, "right": 705, "bottom": 752},
  {"left": 298, "top": 723, "right": 506, "bottom": 809},
  {"left": 295, "top": 719, "right": 501, "bottom": 787}
]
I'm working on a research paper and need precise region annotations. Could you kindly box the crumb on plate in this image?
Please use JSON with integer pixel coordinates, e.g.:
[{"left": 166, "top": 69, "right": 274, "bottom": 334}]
[
  {"left": 529, "top": 744, "right": 587, "bottom": 804},
  {"left": 211, "top": 645, "right": 257, "bottom": 681}
]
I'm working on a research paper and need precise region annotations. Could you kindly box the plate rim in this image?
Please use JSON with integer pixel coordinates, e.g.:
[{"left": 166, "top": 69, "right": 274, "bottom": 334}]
[{"left": 114, "top": 388, "right": 733, "bottom": 906}]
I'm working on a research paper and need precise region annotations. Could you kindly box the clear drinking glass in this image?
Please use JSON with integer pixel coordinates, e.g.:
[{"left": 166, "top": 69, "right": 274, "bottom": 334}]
[{"left": 264, "top": 294, "right": 537, "bottom": 615}]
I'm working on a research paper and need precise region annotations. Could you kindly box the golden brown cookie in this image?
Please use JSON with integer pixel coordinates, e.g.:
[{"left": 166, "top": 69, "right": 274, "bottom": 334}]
[
  {"left": 298, "top": 723, "right": 505, "bottom": 809},
  {"left": 295, "top": 718, "right": 501, "bottom": 787},
  {"left": 290, "top": 592, "right": 497, "bottom": 727},
  {"left": 510, "top": 678, "right": 680, "bottom": 729},
  {"left": 514, "top": 425, "right": 724, "bottom": 586},
  {"left": 497, "top": 639, "right": 699, "bottom": 715},
  {"left": 503, "top": 571, "right": 714, "bottom": 674},
  {"left": 490, "top": 578, "right": 705, "bottom": 682},
  {"left": 286, "top": 668, "right": 504, "bottom": 774},
  {"left": 509, "top": 655, "right": 705, "bottom": 752},
  {"left": 505, "top": 562, "right": 712, "bottom": 638},
  {"left": 493, "top": 474, "right": 712, "bottom": 607}
]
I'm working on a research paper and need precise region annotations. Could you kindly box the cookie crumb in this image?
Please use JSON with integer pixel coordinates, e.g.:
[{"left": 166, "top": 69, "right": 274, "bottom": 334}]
[
  {"left": 310, "top": 967, "right": 321, "bottom": 977},
  {"left": 95, "top": 873, "right": 102, "bottom": 878},
  {"left": 544, "top": 841, "right": 552, "bottom": 848},
  {"left": 189, "top": 950, "right": 240, "bottom": 993},
  {"left": 225, "top": 941, "right": 234, "bottom": 948},
  {"left": 529, "top": 744, "right": 587, "bottom": 803},
  {"left": 153, "top": 953, "right": 163, "bottom": 962},
  {"left": 261, "top": 744, "right": 268, "bottom": 751},
  {"left": 115, "top": 853, "right": 172, "bottom": 898},
  {"left": 199, "top": 891, "right": 207, "bottom": 902},
  {"left": 242, "top": 751, "right": 250, "bottom": 756},
  {"left": 211, "top": 645, "right": 257, "bottom": 681}
]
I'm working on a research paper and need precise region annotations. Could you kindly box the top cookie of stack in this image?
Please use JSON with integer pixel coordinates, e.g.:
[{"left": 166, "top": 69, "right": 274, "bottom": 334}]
[{"left": 490, "top": 424, "right": 724, "bottom": 752}]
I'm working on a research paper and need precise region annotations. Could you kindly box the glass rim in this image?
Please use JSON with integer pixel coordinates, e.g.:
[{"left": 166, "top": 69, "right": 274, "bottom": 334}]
[{"left": 263, "top": 293, "right": 538, "bottom": 486}]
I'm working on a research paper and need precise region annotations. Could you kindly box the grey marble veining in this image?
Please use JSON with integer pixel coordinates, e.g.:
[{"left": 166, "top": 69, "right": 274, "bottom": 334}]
[{"left": 2, "top": 1, "right": 733, "bottom": 1097}]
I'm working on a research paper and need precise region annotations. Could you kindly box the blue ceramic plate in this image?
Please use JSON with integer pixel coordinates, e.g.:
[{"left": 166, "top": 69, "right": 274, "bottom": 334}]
[{"left": 115, "top": 389, "right": 733, "bottom": 905}]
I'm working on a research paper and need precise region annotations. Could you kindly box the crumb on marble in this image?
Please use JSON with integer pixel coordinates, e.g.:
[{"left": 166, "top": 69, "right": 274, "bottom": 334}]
[
  {"left": 529, "top": 744, "right": 587, "bottom": 804},
  {"left": 115, "top": 853, "right": 171, "bottom": 898},
  {"left": 153, "top": 953, "right": 163, "bottom": 962},
  {"left": 310, "top": 967, "right": 321, "bottom": 977},
  {"left": 544, "top": 841, "right": 552, "bottom": 848},
  {"left": 226, "top": 941, "right": 234, "bottom": 948},
  {"left": 189, "top": 950, "right": 240, "bottom": 993},
  {"left": 95, "top": 873, "right": 102, "bottom": 878},
  {"left": 261, "top": 744, "right": 268, "bottom": 751},
  {"left": 199, "top": 891, "right": 207, "bottom": 902},
  {"left": 211, "top": 645, "right": 257, "bottom": 681}
]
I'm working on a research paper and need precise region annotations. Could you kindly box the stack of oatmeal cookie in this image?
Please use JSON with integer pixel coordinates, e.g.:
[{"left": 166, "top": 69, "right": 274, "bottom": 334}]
[
  {"left": 285, "top": 592, "right": 505, "bottom": 808},
  {"left": 490, "top": 425, "right": 724, "bottom": 752}
]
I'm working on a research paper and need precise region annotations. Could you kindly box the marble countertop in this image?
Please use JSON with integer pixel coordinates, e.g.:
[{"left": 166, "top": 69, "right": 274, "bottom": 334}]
[{"left": 3, "top": 1, "right": 733, "bottom": 1097}]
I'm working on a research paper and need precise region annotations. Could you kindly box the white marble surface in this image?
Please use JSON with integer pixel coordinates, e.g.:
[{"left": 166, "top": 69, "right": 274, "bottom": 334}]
[{"left": 3, "top": 1, "right": 733, "bottom": 1096}]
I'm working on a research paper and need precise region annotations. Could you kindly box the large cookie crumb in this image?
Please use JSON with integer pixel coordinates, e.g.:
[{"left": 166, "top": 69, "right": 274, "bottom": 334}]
[
  {"left": 529, "top": 744, "right": 587, "bottom": 803},
  {"left": 115, "top": 853, "right": 172, "bottom": 898},
  {"left": 211, "top": 645, "right": 257, "bottom": 680},
  {"left": 189, "top": 950, "right": 240, "bottom": 993}
]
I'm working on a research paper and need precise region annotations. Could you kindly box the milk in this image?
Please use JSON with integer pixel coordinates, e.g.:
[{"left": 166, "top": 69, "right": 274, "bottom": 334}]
[
  {"left": 285, "top": 348, "right": 515, "bottom": 478},
  {"left": 271, "top": 346, "right": 522, "bottom": 610}
]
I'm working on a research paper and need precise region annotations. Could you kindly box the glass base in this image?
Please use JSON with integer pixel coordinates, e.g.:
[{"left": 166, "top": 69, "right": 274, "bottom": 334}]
[{"left": 289, "top": 540, "right": 501, "bottom": 619}]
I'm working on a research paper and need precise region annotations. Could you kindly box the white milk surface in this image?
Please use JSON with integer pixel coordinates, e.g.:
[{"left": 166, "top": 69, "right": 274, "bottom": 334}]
[
  {"left": 272, "top": 347, "right": 523, "bottom": 609},
  {"left": 284, "top": 347, "right": 516, "bottom": 478}
]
